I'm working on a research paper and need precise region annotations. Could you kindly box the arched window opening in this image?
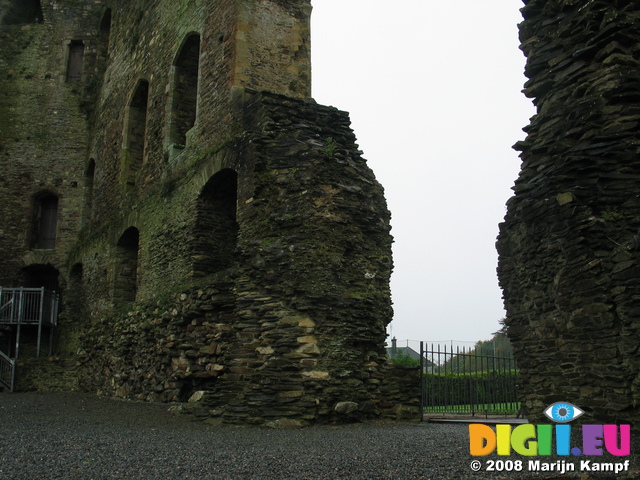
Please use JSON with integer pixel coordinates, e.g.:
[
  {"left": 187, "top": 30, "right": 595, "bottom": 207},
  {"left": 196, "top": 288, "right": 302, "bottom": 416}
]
[
  {"left": 98, "top": 9, "right": 112, "bottom": 61},
  {"left": 2, "top": 0, "right": 43, "bottom": 25},
  {"left": 122, "top": 80, "right": 149, "bottom": 189},
  {"left": 65, "top": 40, "right": 85, "bottom": 83},
  {"left": 113, "top": 227, "right": 139, "bottom": 303},
  {"left": 83, "top": 159, "right": 96, "bottom": 225},
  {"left": 192, "top": 169, "right": 238, "bottom": 276},
  {"left": 31, "top": 193, "right": 58, "bottom": 250},
  {"left": 170, "top": 34, "right": 200, "bottom": 148}
]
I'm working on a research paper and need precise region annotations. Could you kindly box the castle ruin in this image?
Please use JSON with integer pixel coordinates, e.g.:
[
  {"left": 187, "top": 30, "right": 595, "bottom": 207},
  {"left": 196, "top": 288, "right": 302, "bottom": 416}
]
[
  {"left": 498, "top": 0, "right": 640, "bottom": 426},
  {"left": 0, "top": 0, "right": 418, "bottom": 425}
]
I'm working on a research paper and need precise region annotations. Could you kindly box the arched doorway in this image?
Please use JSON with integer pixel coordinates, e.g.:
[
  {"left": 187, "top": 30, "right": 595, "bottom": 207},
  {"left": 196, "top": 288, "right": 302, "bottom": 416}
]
[
  {"left": 113, "top": 227, "right": 139, "bottom": 303},
  {"left": 31, "top": 192, "right": 59, "bottom": 250},
  {"left": 191, "top": 169, "right": 238, "bottom": 276}
]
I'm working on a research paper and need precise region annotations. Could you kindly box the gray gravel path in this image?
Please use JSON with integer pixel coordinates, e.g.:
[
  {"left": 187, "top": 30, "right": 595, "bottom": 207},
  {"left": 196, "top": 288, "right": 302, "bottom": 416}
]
[{"left": 0, "top": 393, "right": 637, "bottom": 480}]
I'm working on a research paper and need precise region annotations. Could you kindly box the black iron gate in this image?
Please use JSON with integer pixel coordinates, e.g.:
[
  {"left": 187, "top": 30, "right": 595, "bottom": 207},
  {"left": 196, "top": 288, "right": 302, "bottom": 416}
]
[{"left": 420, "top": 342, "right": 519, "bottom": 416}]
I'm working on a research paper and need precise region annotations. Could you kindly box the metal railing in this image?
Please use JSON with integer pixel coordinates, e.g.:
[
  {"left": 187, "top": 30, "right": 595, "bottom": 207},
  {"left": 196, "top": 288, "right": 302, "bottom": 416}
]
[
  {"left": 420, "top": 342, "right": 519, "bottom": 416},
  {"left": 0, "top": 287, "right": 59, "bottom": 358},
  {"left": 0, "top": 348, "right": 15, "bottom": 392},
  {"left": 0, "top": 287, "right": 59, "bottom": 326}
]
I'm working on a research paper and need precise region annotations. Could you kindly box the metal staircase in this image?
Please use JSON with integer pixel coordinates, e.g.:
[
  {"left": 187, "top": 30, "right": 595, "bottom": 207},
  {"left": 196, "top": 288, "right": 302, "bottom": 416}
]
[
  {"left": 0, "top": 349, "right": 15, "bottom": 392},
  {"left": 0, "top": 287, "right": 59, "bottom": 392}
]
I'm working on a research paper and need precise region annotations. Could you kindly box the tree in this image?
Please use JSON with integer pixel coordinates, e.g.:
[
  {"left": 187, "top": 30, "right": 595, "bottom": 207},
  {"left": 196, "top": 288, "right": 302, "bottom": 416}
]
[{"left": 441, "top": 319, "right": 515, "bottom": 373}]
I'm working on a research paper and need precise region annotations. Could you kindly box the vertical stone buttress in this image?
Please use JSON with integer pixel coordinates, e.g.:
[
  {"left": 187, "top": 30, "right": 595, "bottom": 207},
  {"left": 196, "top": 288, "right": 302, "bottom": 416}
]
[{"left": 497, "top": 0, "right": 640, "bottom": 425}]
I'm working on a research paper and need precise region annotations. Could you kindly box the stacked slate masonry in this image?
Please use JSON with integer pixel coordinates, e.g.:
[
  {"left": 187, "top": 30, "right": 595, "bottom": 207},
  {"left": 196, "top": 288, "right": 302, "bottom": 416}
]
[
  {"left": 498, "top": 0, "right": 640, "bottom": 427},
  {"left": 0, "top": 0, "right": 420, "bottom": 424}
]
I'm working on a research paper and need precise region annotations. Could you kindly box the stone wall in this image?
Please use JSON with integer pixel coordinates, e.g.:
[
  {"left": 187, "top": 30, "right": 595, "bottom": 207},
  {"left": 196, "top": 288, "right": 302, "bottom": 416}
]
[
  {"left": 0, "top": 0, "right": 420, "bottom": 425},
  {"left": 76, "top": 90, "right": 398, "bottom": 425},
  {"left": 0, "top": 0, "right": 97, "bottom": 289},
  {"left": 497, "top": 0, "right": 640, "bottom": 425}
]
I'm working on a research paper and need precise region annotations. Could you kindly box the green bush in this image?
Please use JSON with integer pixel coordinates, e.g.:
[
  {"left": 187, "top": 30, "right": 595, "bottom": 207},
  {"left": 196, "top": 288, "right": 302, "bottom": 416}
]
[
  {"left": 390, "top": 352, "right": 420, "bottom": 366},
  {"left": 423, "top": 370, "right": 518, "bottom": 406}
]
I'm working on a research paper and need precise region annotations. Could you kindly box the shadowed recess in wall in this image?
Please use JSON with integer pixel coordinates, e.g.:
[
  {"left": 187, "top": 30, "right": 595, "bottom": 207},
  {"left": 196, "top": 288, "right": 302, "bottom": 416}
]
[{"left": 2, "top": 0, "right": 43, "bottom": 25}]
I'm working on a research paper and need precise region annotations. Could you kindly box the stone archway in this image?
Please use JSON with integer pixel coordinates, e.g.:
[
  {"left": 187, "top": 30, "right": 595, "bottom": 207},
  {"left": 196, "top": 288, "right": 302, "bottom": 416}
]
[
  {"left": 191, "top": 169, "right": 238, "bottom": 276},
  {"left": 113, "top": 227, "right": 139, "bottom": 303}
]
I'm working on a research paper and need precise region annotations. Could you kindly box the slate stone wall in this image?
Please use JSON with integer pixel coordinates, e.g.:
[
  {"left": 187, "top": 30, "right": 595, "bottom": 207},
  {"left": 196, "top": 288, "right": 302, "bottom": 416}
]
[
  {"left": 76, "top": 90, "right": 399, "bottom": 425},
  {"left": 497, "top": 0, "right": 640, "bottom": 425},
  {"left": 0, "top": 0, "right": 416, "bottom": 425}
]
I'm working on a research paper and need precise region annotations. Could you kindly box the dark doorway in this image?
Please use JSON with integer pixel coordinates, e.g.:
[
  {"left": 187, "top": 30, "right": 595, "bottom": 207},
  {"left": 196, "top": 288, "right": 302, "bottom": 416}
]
[
  {"left": 23, "top": 264, "right": 60, "bottom": 292},
  {"left": 31, "top": 193, "right": 59, "bottom": 250},
  {"left": 192, "top": 169, "right": 238, "bottom": 276},
  {"left": 66, "top": 41, "right": 85, "bottom": 83},
  {"left": 113, "top": 227, "right": 139, "bottom": 302}
]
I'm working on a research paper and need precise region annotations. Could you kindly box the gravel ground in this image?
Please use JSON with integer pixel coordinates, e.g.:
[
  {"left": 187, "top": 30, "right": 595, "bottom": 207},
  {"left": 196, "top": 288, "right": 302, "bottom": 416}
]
[{"left": 0, "top": 392, "right": 637, "bottom": 480}]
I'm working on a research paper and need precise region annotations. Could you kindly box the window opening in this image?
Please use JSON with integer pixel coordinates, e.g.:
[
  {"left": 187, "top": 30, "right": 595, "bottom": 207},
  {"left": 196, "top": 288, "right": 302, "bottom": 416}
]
[
  {"left": 98, "top": 9, "right": 112, "bottom": 60},
  {"left": 83, "top": 159, "right": 96, "bottom": 225},
  {"left": 122, "top": 80, "right": 149, "bottom": 189},
  {"left": 2, "top": 0, "right": 43, "bottom": 25},
  {"left": 66, "top": 40, "right": 85, "bottom": 83},
  {"left": 171, "top": 34, "right": 200, "bottom": 147}
]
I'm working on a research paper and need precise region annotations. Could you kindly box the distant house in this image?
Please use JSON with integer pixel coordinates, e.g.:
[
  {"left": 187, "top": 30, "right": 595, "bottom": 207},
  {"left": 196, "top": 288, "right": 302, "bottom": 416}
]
[{"left": 386, "top": 337, "right": 421, "bottom": 361}]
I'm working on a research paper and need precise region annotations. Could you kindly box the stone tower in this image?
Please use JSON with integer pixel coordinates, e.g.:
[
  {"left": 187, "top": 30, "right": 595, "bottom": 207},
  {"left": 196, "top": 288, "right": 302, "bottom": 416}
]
[
  {"left": 498, "top": 0, "right": 640, "bottom": 425},
  {"left": 0, "top": 0, "right": 405, "bottom": 424}
]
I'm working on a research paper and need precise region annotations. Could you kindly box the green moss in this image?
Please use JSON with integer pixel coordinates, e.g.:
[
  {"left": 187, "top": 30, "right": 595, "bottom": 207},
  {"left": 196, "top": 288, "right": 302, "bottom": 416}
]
[
  {"left": 347, "top": 291, "right": 368, "bottom": 300},
  {"left": 259, "top": 237, "right": 280, "bottom": 247},
  {"left": 601, "top": 210, "right": 624, "bottom": 221},
  {"left": 323, "top": 137, "right": 337, "bottom": 158}
]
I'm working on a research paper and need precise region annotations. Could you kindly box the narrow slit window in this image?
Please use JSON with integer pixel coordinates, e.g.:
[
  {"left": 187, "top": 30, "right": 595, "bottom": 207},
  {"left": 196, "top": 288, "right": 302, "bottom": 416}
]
[{"left": 84, "top": 159, "right": 96, "bottom": 224}]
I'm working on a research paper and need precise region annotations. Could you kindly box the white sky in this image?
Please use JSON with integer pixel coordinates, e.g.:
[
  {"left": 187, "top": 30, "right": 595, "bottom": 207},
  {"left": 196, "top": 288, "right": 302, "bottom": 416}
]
[{"left": 310, "top": 1, "right": 536, "bottom": 348}]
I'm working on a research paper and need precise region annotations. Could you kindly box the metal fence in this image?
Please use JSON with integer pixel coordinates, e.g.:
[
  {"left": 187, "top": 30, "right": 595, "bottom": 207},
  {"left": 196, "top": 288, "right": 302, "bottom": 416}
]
[{"left": 420, "top": 342, "right": 519, "bottom": 416}]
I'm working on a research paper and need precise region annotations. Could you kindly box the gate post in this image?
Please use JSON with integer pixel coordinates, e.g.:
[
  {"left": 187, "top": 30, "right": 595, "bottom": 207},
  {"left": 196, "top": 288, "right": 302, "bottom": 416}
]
[
  {"left": 36, "top": 287, "right": 46, "bottom": 357},
  {"left": 15, "top": 287, "right": 24, "bottom": 359},
  {"left": 419, "top": 341, "right": 424, "bottom": 415}
]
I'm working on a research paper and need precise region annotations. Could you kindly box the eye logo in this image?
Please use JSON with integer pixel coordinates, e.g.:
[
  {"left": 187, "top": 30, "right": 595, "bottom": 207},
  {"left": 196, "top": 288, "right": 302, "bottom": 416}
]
[{"left": 544, "top": 402, "right": 584, "bottom": 423}]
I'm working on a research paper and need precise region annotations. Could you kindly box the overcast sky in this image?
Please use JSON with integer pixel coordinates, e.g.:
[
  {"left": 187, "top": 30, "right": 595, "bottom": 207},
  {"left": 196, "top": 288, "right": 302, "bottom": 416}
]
[{"left": 310, "top": 1, "right": 536, "bottom": 349}]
